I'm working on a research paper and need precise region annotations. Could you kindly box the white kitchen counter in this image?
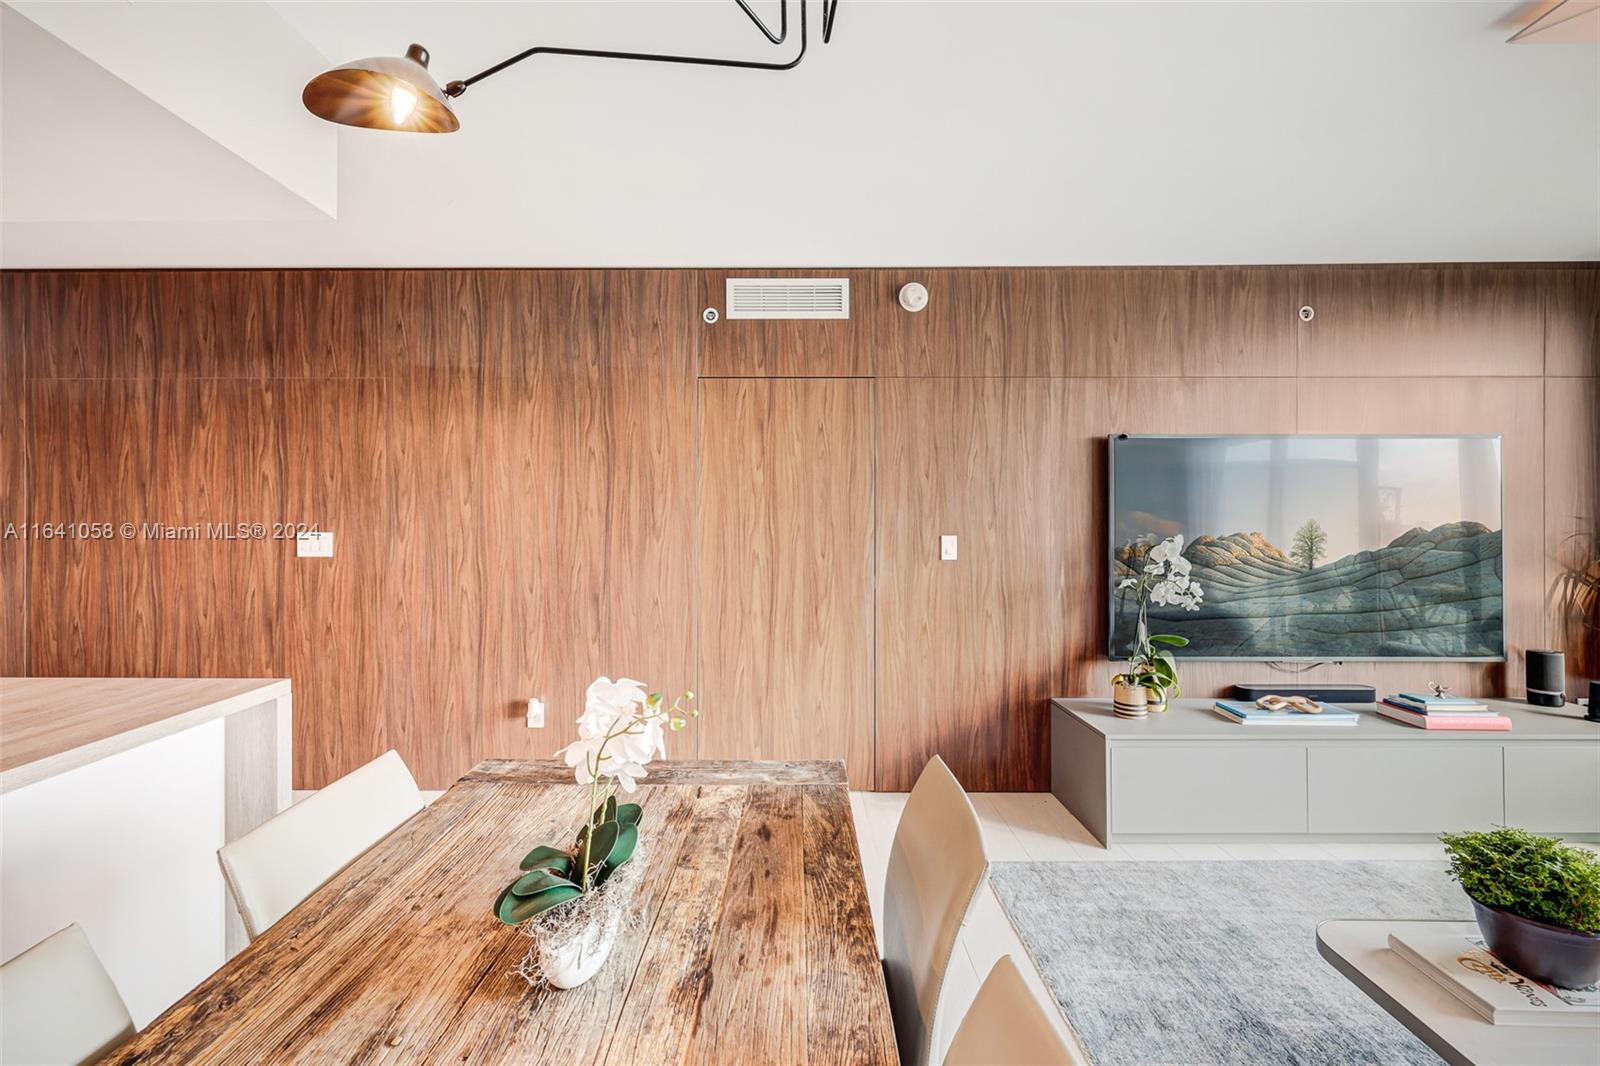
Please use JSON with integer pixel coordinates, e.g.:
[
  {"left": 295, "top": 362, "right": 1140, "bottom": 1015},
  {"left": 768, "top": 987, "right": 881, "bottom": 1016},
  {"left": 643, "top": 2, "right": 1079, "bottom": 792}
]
[{"left": 0, "top": 677, "right": 291, "bottom": 1025}]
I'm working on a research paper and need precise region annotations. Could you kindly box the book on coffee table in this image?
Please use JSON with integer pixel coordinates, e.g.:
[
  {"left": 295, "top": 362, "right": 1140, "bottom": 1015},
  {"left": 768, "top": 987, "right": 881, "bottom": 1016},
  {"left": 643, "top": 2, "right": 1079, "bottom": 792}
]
[{"left": 1388, "top": 929, "right": 1600, "bottom": 1027}]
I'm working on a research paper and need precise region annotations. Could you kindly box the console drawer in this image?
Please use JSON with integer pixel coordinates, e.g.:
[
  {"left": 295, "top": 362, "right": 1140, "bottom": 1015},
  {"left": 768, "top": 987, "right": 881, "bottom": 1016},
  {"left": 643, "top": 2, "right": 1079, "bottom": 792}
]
[
  {"left": 1307, "top": 745, "right": 1503, "bottom": 834},
  {"left": 1505, "top": 744, "right": 1600, "bottom": 833},
  {"left": 1111, "top": 744, "right": 1307, "bottom": 835}
]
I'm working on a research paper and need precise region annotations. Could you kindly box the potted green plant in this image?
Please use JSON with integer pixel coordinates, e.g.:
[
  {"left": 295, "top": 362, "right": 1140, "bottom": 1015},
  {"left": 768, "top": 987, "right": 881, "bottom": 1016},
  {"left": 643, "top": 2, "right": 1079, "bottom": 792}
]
[
  {"left": 491, "top": 677, "right": 697, "bottom": 989},
  {"left": 1440, "top": 826, "right": 1600, "bottom": 988},
  {"left": 1113, "top": 534, "right": 1201, "bottom": 717}
]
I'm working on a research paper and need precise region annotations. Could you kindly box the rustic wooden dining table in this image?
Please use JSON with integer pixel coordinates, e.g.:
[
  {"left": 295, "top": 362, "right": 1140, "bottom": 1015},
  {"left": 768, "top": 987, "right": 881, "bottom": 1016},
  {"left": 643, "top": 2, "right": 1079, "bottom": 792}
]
[{"left": 109, "top": 759, "right": 898, "bottom": 1065}]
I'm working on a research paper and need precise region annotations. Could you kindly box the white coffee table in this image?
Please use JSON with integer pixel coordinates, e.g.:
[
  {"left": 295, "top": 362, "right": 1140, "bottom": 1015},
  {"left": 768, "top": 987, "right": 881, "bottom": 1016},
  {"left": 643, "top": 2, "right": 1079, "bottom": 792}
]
[{"left": 1316, "top": 920, "right": 1600, "bottom": 1066}]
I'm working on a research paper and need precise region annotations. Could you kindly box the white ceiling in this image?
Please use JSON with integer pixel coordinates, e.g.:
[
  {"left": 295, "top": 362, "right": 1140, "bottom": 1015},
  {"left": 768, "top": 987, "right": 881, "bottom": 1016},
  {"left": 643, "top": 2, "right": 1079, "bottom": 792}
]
[
  {"left": 1, "top": 0, "right": 1597, "bottom": 267},
  {"left": 0, "top": 7, "right": 331, "bottom": 223}
]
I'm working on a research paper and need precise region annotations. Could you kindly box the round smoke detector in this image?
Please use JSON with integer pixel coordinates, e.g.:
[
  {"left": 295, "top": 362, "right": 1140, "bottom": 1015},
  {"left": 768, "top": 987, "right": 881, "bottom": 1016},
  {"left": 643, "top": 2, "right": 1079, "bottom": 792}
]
[{"left": 898, "top": 282, "right": 930, "bottom": 313}]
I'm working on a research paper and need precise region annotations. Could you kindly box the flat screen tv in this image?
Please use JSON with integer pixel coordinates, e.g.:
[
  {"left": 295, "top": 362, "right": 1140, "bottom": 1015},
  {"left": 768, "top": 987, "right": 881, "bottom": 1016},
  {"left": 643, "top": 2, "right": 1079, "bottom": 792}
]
[{"left": 1108, "top": 434, "right": 1505, "bottom": 661}]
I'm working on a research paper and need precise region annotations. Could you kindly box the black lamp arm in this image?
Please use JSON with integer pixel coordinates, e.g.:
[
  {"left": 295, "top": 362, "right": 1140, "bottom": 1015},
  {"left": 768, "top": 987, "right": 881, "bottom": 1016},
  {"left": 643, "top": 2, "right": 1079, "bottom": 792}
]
[
  {"left": 443, "top": 0, "right": 832, "bottom": 99},
  {"left": 733, "top": 0, "right": 789, "bottom": 45}
]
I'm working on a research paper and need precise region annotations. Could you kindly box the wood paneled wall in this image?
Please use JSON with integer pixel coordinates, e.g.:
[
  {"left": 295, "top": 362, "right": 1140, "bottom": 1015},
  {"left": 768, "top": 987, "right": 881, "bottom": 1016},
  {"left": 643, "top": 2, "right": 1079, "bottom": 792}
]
[{"left": 2, "top": 266, "right": 1595, "bottom": 791}]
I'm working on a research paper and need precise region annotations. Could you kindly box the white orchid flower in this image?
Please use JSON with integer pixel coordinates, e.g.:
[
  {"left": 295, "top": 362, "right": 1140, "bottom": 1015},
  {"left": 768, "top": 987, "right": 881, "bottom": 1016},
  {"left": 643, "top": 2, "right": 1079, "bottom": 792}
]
[
  {"left": 577, "top": 676, "right": 649, "bottom": 739},
  {"left": 613, "top": 716, "right": 667, "bottom": 764},
  {"left": 556, "top": 735, "right": 604, "bottom": 785},
  {"left": 608, "top": 759, "right": 649, "bottom": 793}
]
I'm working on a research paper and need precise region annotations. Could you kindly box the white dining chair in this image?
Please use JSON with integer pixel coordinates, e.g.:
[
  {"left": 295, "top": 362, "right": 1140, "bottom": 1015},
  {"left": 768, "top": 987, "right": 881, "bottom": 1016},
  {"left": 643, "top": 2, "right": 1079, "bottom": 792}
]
[
  {"left": 218, "top": 748, "right": 425, "bottom": 939},
  {"left": 882, "top": 755, "right": 990, "bottom": 1066},
  {"left": 944, "top": 954, "right": 1077, "bottom": 1066},
  {"left": 0, "top": 923, "right": 135, "bottom": 1066}
]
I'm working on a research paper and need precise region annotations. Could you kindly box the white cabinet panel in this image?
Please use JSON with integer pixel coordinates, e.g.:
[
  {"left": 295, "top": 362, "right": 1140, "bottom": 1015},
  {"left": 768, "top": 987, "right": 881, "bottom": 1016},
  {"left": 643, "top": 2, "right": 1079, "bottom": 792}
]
[
  {"left": 1307, "top": 745, "right": 1502, "bottom": 834},
  {"left": 1112, "top": 745, "right": 1307, "bottom": 835},
  {"left": 1505, "top": 744, "right": 1600, "bottom": 833}
]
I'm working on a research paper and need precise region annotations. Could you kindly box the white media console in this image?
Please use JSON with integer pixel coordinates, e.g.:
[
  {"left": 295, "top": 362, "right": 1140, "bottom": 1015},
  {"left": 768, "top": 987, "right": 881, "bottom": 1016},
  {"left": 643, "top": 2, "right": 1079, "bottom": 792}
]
[{"left": 1051, "top": 698, "right": 1600, "bottom": 846}]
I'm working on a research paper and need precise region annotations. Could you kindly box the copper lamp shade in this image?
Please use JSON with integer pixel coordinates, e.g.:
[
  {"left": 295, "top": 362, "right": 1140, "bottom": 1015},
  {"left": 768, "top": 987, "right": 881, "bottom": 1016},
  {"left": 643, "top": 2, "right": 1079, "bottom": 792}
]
[{"left": 302, "top": 44, "right": 460, "bottom": 133}]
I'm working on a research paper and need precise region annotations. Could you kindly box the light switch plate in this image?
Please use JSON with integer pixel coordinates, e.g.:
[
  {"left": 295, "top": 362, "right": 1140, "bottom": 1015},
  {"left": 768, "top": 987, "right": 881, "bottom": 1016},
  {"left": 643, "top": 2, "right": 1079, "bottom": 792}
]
[
  {"left": 296, "top": 530, "right": 334, "bottom": 558},
  {"left": 526, "top": 698, "right": 545, "bottom": 729},
  {"left": 940, "top": 534, "right": 958, "bottom": 561}
]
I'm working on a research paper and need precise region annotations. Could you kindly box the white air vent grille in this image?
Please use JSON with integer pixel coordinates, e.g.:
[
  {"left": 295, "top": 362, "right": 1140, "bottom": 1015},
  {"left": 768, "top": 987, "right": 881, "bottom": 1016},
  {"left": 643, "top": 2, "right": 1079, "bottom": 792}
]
[{"left": 725, "top": 278, "right": 850, "bottom": 320}]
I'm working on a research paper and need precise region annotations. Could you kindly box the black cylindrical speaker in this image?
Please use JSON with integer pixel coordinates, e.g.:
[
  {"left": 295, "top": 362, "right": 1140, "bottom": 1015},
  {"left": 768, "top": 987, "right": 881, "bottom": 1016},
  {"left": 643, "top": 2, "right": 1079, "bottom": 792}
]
[
  {"left": 1587, "top": 680, "right": 1600, "bottom": 723},
  {"left": 1526, "top": 649, "right": 1566, "bottom": 707}
]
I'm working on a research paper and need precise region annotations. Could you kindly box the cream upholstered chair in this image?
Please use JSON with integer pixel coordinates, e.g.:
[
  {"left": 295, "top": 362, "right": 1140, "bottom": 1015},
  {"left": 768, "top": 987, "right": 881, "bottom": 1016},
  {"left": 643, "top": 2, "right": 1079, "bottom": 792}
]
[
  {"left": 883, "top": 755, "right": 990, "bottom": 1066},
  {"left": 944, "top": 955, "right": 1077, "bottom": 1066},
  {"left": 0, "top": 924, "right": 135, "bottom": 1066},
  {"left": 219, "top": 749, "right": 424, "bottom": 939}
]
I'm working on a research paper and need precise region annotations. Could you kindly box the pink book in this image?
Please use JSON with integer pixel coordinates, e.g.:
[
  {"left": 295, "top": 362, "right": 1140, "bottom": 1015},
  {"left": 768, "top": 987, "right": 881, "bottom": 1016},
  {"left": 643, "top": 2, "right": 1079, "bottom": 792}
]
[{"left": 1376, "top": 705, "right": 1512, "bottom": 731}]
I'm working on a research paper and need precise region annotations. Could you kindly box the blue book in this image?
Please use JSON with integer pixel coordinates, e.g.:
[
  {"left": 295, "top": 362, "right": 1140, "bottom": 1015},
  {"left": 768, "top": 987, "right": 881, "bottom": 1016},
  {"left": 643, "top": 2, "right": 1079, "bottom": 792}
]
[
  {"left": 1213, "top": 700, "right": 1359, "bottom": 724},
  {"left": 1385, "top": 696, "right": 1494, "bottom": 716},
  {"left": 1398, "top": 692, "right": 1487, "bottom": 706}
]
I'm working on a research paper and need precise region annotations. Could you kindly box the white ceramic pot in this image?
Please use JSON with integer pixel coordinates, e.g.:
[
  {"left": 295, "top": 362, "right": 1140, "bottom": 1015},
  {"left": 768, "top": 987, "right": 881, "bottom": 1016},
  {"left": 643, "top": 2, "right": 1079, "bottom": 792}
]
[
  {"left": 1112, "top": 679, "right": 1149, "bottom": 719},
  {"left": 536, "top": 908, "right": 623, "bottom": 989}
]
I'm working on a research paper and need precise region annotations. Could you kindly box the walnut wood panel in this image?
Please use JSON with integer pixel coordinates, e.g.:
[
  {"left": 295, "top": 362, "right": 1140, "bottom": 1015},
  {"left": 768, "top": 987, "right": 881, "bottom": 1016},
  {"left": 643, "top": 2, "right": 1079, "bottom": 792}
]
[
  {"left": 0, "top": 273, "right": 25, "bottom": 675},
  {"left": 151, "top": 378, "right": 282, "bottom": 677},
  {"left": 698, "top": 379, "right": 876, "bottom": 787},
  {"left": 108, "top": 760, "right": 896, "bottom": 1066},
  {"left": 698, "top": 269, "right": 875, "bottom": 377},
  {"left": 870, "top": 268, "right": 1299, "bottom": 378},
  {"left": 23, "top": 270, "right": 161, "bottom": 380},
  {"left": 875, "top": 377, "right": 1077, "bottom": 791},
  {"left": 388, "top": 273, "right": 485, "bottom": 789},
  {"left": 1299, "top": 267, "right": 1545, "bottom": 377},
  {"left": 1546, "top": 377, "right": 1599, "bottom": 684},
  {"left": 277, "top": 269, "right": 389, "bottom": 379},
  {"left": 159, "top": 269, "right": 279, "bottom": 380},
  {"left": 1295, "top": 377, "right": 1546, "bottom": 697},
  {"left": 6, "top": 266, "right": 1597, "bottom": 792},
  {"left": 871, "top": 269, "right": 1069, "bottom": 377},
  {"left": 570, "top": 272, "right": 698, "bottom": 742},
  {"left": 26, "top": 379, "right": 157, "bottom": 676},
  {"left": 476, "top": 271, "right": 575, "bottom": 769},
  {"left": 282, "top": 377, "right": 390, "bottom": 785},
  {"left": 1546, "top": 268, "right": 1600, "bottom": 376}
]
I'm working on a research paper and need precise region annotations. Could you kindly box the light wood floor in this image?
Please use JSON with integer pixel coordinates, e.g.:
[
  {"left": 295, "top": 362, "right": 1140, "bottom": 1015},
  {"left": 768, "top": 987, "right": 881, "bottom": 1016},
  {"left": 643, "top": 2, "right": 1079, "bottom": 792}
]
[{"left": 848, "top": 790, "right": 1468, "bottom": 1063}]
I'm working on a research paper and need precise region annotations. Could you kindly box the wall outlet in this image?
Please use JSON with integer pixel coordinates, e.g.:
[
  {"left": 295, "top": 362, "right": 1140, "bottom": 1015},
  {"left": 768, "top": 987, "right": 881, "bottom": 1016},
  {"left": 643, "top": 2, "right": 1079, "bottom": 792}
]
[
  {"left": 526, "top": 698, "right": 545, "bottom": 729},
  {"left": 296, "top": 530, "right": 334, "bottom": 558},
  {"left": 940, "top": 534, "right": 958, "bottom": 561}
]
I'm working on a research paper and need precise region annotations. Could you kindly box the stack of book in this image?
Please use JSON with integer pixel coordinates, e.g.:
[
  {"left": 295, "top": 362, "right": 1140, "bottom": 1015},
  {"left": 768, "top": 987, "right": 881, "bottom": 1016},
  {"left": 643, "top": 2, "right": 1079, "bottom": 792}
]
[
  {"left": 1378, "top": 692, "right": 1511, "bottom": 731},
  {"left": 1210, "top": 700, "right": 1359, "bottom": 726}
]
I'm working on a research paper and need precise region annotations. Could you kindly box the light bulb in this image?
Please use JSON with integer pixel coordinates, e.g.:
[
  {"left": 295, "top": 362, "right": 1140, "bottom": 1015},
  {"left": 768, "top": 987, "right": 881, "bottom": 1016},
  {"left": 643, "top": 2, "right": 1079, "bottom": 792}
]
[{"left": 389, "top": 84, "right": 418, "bottom": 125}]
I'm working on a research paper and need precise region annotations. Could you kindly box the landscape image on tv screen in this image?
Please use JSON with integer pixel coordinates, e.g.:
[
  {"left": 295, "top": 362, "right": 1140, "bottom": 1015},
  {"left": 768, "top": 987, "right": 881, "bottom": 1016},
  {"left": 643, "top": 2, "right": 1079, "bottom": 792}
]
[{"left": 1109, "top": 435, "right": 1505, "bottom": 660}]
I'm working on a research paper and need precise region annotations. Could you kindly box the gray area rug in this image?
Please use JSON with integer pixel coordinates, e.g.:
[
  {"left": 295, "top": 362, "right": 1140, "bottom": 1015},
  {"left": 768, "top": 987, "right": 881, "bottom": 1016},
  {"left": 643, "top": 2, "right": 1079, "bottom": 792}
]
[{"left": 988, "top": 861, "right": 1471, "bottom": 1066}]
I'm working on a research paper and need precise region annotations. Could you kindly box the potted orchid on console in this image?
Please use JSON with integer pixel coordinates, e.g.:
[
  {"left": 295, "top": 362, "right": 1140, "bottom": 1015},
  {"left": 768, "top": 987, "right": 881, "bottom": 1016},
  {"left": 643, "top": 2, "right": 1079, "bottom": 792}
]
[
  {"left": 490, "top": 676, "right": 697, "bottom": 989},
  {"left": 1113, "top": 533, "right": 1202, "bottom": 718}
]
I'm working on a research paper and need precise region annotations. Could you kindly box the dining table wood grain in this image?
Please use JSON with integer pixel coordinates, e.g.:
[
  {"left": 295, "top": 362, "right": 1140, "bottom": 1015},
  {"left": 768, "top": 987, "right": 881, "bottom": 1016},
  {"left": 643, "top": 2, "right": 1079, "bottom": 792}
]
[{"left": 108, "top": 759, "right": 898, "bottom": 1065}]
